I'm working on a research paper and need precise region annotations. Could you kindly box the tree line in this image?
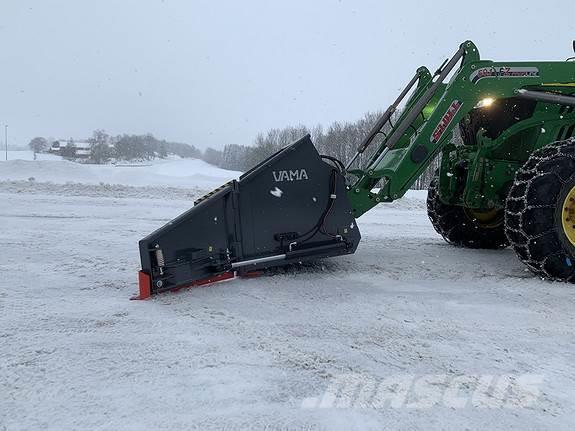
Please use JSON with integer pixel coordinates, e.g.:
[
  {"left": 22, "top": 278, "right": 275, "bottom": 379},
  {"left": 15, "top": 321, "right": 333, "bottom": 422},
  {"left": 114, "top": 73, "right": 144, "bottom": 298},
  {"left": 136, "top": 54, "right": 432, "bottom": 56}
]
[{"left": 202, "top": 112, "right": 441, "bottom": 190}]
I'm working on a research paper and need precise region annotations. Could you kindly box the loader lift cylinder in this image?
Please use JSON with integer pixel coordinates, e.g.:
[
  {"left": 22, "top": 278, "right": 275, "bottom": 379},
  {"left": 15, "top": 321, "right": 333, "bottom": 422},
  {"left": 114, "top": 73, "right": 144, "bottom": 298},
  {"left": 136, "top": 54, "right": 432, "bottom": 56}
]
[
  {"left": 345, "top": 72, "right": 420, "bottom": 170},
  {"left": 369, "top": 45, "right": 465, "bottom": 169}
]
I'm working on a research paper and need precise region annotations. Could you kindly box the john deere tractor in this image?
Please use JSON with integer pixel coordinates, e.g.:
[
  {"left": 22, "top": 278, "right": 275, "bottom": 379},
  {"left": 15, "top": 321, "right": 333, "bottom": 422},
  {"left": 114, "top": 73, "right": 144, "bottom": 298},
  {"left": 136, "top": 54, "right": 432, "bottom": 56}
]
[{"left": 135, "top": 40, "right": 575, "bottom": 299}]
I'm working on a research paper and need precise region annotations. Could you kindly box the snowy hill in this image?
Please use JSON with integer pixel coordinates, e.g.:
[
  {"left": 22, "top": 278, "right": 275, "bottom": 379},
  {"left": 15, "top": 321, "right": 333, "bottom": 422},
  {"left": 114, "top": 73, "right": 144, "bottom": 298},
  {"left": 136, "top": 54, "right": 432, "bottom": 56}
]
[{"left": 0, "top": 151, "right": 240, "bottom": 189}]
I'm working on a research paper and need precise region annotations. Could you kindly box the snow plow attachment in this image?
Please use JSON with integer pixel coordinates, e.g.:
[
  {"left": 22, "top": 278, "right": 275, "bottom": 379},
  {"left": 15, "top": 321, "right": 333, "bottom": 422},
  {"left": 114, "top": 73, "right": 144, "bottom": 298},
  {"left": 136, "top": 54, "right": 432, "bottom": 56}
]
[{"left": 136, "top": 135, "right": 361, "bottom": 298}]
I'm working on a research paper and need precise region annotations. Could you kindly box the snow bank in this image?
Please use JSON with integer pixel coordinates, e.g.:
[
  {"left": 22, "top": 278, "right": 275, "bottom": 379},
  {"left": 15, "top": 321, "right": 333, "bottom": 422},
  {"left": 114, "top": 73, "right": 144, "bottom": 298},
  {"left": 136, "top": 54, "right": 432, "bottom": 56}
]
[
  {"left": 0, "top": 156, "right": 241, "bottom": 189},
  {"left": 0, "top": 153, "right": 430, "bottom": 206}
]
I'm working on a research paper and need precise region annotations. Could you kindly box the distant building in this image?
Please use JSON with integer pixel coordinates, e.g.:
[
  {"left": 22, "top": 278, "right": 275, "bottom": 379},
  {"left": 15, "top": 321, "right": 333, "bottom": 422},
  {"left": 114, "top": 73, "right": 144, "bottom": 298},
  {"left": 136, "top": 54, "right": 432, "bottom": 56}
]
[
  {"left": 49, "top": 140, "right": 92, "bottom": 158},
  {"left": 48, "top": 140, "right": 64, "bottom": 153}
]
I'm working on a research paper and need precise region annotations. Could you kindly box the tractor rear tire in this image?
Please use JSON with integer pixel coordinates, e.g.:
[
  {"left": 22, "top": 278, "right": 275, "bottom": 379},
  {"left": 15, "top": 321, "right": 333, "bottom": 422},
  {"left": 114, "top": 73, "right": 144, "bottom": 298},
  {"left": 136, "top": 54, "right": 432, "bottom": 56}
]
[
  {"left": 505, "top": 139, "right": 575, "bottom": 281},
  {"left": 427, "top": 177, "right": 508, "bottom": 249}
]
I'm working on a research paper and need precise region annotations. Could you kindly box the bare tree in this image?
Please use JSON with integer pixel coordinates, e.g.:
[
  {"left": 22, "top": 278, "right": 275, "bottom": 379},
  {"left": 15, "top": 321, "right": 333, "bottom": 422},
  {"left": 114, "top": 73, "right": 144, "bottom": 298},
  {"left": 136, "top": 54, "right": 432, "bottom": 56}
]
[
  {"left": 88, "top": 129, "right": 112, "bottom": 164},
  {"left": 28, "top": 137, "right": 48, "bottom": 159}
]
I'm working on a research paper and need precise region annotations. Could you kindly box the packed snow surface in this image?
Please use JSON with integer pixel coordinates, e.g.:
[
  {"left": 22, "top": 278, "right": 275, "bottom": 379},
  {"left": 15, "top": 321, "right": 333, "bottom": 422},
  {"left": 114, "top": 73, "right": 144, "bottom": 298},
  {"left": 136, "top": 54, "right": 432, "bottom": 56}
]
[{"left": 1, "top": 157, "right": 574, "bottom": 430}]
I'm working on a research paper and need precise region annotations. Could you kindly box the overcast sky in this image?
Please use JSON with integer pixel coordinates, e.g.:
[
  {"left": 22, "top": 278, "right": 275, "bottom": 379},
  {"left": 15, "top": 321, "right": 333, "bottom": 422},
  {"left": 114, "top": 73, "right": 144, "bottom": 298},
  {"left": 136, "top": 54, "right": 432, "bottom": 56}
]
[{"left": 1, "top": 0, "right": 574, "bottom": 150}]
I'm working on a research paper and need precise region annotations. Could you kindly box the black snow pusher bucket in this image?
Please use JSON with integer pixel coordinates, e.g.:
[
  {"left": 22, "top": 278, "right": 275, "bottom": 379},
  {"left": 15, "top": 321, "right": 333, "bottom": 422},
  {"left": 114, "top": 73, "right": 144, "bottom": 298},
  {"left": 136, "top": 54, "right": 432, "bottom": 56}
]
[{"left": 134, "top": 135, "right": 361, "bottom": 299}]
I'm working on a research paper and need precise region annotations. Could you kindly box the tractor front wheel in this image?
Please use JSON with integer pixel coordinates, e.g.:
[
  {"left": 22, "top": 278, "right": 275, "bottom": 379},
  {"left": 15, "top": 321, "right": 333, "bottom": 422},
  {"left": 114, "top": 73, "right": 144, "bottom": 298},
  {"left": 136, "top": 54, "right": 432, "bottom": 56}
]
[
  {"left": 427, "top": 177, "right": 509, "bottom": 249},
  {"left": 505, "top": 139, "right": 575, "bottom": 281}
]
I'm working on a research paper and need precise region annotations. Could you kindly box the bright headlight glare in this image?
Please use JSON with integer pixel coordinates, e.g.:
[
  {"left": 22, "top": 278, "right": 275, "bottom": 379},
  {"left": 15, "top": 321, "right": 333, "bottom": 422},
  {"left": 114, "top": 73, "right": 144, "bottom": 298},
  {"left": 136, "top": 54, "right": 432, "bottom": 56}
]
[{"left": 476, "top": 97, "right": 495, "bottom": 109}]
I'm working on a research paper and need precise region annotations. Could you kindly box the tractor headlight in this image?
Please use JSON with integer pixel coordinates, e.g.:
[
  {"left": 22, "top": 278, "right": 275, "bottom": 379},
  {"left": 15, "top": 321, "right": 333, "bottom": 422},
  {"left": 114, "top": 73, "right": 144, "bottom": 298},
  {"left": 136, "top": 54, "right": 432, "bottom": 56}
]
[{"left": 475, "top": 97, "right": 495, "bottom": 109}]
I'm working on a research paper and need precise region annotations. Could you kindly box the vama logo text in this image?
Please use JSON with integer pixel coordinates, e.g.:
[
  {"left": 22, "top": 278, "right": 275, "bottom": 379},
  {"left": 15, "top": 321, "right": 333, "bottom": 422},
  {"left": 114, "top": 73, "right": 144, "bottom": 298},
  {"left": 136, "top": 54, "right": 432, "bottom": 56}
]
[{"left": 272, "top": 169, "right": 309, "bottom": 182}]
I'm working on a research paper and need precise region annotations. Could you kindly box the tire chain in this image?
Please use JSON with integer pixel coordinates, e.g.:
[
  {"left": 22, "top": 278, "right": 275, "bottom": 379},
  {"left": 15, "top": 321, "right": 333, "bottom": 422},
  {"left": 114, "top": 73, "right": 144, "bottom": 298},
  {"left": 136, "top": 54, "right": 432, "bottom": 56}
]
[
  {"left": 505, "top": 138, "right": 575, "bottom": 280},
  {"left": 427, "top": 177, "right": 453, "bottom": 241}
]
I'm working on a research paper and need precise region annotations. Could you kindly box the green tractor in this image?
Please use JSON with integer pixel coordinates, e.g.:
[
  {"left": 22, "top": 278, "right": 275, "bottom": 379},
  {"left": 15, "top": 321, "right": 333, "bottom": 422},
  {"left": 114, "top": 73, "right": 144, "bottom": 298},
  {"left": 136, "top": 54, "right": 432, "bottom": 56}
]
[{"left": 135, "top": 41, "right": 575, "bottom": 299}]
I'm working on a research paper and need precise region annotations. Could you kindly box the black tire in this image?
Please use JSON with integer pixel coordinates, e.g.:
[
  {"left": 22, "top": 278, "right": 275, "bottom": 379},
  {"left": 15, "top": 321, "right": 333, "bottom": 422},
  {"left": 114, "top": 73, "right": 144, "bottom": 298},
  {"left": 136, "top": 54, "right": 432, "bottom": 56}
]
[
  {"left": 505, "top": 138, "right": 575, "bottom": 281},
  {"left": 427, "top": 177, "right": 509, "bottom": 249}
]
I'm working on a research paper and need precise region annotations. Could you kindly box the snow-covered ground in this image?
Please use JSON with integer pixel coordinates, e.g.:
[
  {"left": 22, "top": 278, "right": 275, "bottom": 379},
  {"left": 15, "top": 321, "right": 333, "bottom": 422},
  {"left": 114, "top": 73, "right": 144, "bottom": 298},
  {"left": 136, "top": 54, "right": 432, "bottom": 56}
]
[
  {"left": 2, "top": 150, "right": 63, "bottom": 162},
  {"left": 1, "top": 157, "right": 574, "bottom": 430}
]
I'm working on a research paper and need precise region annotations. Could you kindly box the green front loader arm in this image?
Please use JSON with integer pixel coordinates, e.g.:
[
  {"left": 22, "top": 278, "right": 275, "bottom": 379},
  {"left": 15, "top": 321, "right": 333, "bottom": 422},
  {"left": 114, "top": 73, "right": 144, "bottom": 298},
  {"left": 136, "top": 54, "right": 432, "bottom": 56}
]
[{"left": 347, "top": 40, "right": 575, "bottom": 217}]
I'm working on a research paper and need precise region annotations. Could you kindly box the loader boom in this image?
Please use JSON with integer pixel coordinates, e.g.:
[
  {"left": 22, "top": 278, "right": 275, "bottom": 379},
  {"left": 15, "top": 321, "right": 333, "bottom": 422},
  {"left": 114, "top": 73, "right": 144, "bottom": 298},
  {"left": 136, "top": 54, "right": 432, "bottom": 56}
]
[{"left": 346, "top": 40, "right": 575, "bottom": 216}]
